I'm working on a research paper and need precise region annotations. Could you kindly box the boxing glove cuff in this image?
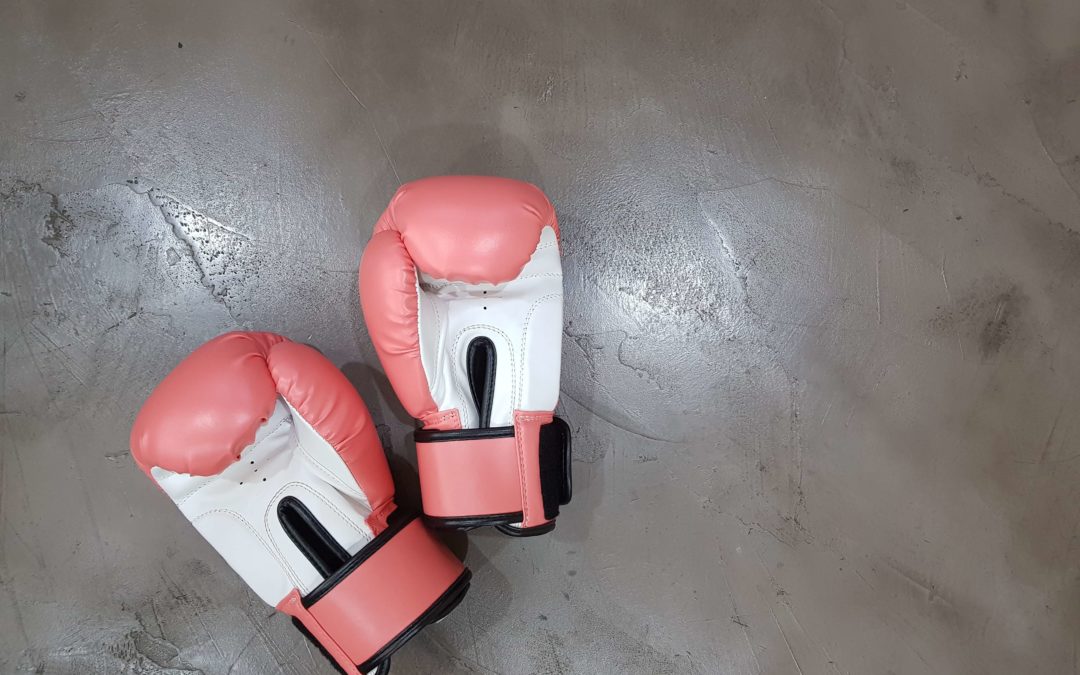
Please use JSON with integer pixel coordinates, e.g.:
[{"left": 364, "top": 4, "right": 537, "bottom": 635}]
[
  {"left": 415, "top": 417, "right": 572, "bottom": 536},
  {"left": 278, "top": 510, "right": 471, "bottom": 674}
]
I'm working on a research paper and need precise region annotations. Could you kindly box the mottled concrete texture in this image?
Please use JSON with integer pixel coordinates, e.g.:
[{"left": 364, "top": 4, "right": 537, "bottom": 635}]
[{"left": 2, "top": 1, "right": 1080, "bottom": 673}]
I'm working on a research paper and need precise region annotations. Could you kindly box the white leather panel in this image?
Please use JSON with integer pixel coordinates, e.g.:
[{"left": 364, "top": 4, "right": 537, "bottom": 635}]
[
  {"left": 417, "top": 226, "right": 563, "bottom": 427},
  {"left": 151, "top": 398, "right": 375, "bottom": 607},
  {"left": 416, "top": 276, "right": 447, "bottom": 411}
]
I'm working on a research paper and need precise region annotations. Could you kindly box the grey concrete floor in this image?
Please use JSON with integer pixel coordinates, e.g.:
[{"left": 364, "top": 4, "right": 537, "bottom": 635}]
[{"left": 2, "top": 1, "right": 1080, "bottom": 673}]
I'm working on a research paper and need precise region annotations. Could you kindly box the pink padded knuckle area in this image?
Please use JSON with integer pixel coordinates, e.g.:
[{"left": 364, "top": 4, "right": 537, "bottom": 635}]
[
  {"left": 297, "top": 519, "right": 465, "bottom": 667},
  {"left": 374, "top": 175, "right": 557, "bottom": 285},
  {"left": 131, "top": 332, "right": 396, "bottom": 526},
  {"left": 417, "top": 436, "right": 523, "bottom": 517},
  {"left": 130, "top": 331, "right": 285, "bottom": 477},
  {"left": 359, "top": 230, "right": 440, "bottom": 421},
  {"left": 266, "top": 340, "right": 395, "bottom": 527}
]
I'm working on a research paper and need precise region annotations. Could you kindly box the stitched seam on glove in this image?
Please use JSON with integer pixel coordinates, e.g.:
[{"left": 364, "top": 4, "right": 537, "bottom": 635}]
[
  {"left": 264, "top": 482, "right": 368, "bottom": 545},
  {"left": 192, "top": 508, "right": 303, "bottom": 590},
  {"left": 517, "top": 293, "right": 561, "bottom": 406},
  {"left": 288, "top": 406, "right": 368, "bottom": 502},
  {"left": 284, "top": 390, "right": 374, "bottom": 511},
  {"left": 419, "top": 277, "right": 444, "bottom": 403},
  {"left": 424, "top": 410, "right": 459, "bottom": 427},
  {"left": 449, "top": 323, "right": 516, "bottom": 426},
  {"left": 297, "top": 443, "right": 366, "bottom": 501},
  {"left": 515, "top": 418, "right": 529, "bottom": 521},
  {"left": 263, "top": 482, "right": 369, "bottom": 592},
  {"left": 515, "top": 412, "right": 553, "bottom": 525},
  {"left": 515, "top": 273, "right": 563, "bottom": 281}
]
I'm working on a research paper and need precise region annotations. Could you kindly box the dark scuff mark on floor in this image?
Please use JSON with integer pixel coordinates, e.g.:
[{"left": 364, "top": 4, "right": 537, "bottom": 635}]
[{"left": 929, "top": 277, "right": 1029, "bottom": 361}]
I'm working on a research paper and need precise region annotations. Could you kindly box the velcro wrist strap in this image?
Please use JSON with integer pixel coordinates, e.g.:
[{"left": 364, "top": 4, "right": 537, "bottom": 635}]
[
  {"left": 279, "top": 513, "right": 470, "bottom": 674},
  {"left": 415, "top": 417, "right": 572, "bottom": 532},
  {"left": 416, "top": 428, "right": 523, "bottom": 523}
]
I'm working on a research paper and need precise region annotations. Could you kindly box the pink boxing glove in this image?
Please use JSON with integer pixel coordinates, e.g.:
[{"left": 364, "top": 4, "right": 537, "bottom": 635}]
[
  {"left": 131, "top": 332, "right": 470, "bottom": 675},
  {"left": 360, "top": 176, "right": 572, "bottom": 536}
]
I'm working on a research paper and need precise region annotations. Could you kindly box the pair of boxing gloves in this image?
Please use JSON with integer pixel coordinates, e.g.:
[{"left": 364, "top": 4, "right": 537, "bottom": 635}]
[{"left": 129, "top": 176, "right": 572, "bottom": 674}]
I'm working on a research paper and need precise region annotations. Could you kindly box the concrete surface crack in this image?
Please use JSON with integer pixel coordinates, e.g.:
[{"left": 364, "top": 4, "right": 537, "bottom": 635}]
[
  {"left": 1031, "top": 118, "right": 1080, "bottom": 209},
  {"left": 789, "top": 377, "right": 806, "bottom": 525},
  {"left": 289, "top": 19, "right": 402, "bottom": 185},
  {"left": 972, "top": 163, "right": 1077, "bottom": 238},
  {"left": 566, "top": 328, "right": 662, "bottom": 387},
  {"left": 425, "top": 632, "right": 506, "bottom": 675},
  {"left": 1038, "top": 404, "right": 1064, "bottom": 464},
  {"left": 697, "top": 193, "right": 747, "bottom": 287},
  {"left": 320, "top": 55, "right": 402, "bottom": 184},
  {"left": 225, "top": 631, "right": 259, "bottom": 674},
  {"left": 876, "top": 229, "right": 883, "bottom": 325},
  {"left": 895, "top": 0, "right": 958, "bottom": 40},
  {"left": 735, "top": 515, "right": 794, "bottom": 547},
  {"left": 560, "top": 389, "right": 682, "bottom": 444},
  {"left": 809, "top": 0, "right": 851, "bottom": 70},
  {"left": 771, "top": 604, "right": 806, "bottom": 675}
]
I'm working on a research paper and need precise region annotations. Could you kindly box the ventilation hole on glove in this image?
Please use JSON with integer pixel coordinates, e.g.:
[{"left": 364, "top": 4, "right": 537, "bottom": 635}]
[
  {"left": 483, "top": 306, "right": 487, "bottom": 310},
  {"left": 483, "top": 290, "right": 487, "bottom": 294},
  {"left": 239, "top": 482, "right": 244, "bottom": 485},
  {"left": 250, "top": 460, "right": 254, "bottom": 465},
  {"left": 262, "top": 478, "right": 267, "bottom": 482}
]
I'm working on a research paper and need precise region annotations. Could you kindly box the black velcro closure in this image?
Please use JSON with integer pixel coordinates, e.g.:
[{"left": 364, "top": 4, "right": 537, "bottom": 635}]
[{"left": 538, "top": 417, "right": 572, "bottom": 520}]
